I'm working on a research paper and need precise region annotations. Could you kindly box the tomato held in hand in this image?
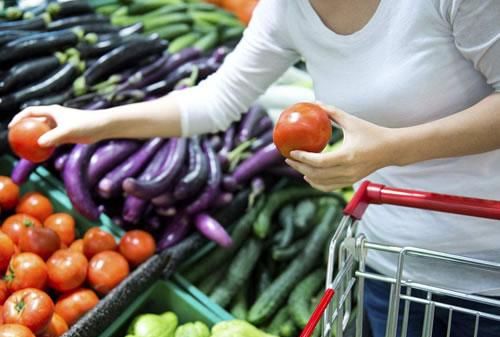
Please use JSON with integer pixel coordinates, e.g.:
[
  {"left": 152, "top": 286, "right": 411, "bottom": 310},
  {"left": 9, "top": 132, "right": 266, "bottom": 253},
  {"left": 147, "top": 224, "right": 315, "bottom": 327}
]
[
  {"left": 8, "top": 118, "right": 55, "bottom": 164},
  {"left": 0, "top": 324, "right": 36, "bottom": 337},
  {"left": 2, "top": 214, "right": 42, "bottom": 245},
  {"left": 69, "top": 239, "right": 84, "bottom": 253},
  {"left": 273, "top": 102, "right": 332, "bottom": 158},
  {"left": 5, "top": 253, "right": 47, "bottom": 292},
  {"left": 88, "top": 251, "right": 129, "bottom": 295},
  {"left": 38, "top": 313, "right": 68, "bottom": 337},
  {"left": 44, "top": 213, "right": 76, "bottom": 246},
  {"left": 47, "top": 249, "right": 88, "bottom": 292},
  {"left": 54, "top": 288, "right": 99, "bottom": 326},
  {"left": 119, "top": 230, "right": 156, "bottom": 267},
  {"left": 83, "top": 227, "right": 116, "bottom": 258},
  {"left": 0, "top": 177, "right": 19, "bottom": 211},
  {"left": 3, "top": 288, "right": 54, "bottom": 334},
  {"left": 16, "top": 192, "right": 53, "bottom": 222},
  {"left": 0, "top": 232, "right": 15, "bottom": 273},
  {"left": 19, "top": 227, "right": 60, "bottom": 260}
]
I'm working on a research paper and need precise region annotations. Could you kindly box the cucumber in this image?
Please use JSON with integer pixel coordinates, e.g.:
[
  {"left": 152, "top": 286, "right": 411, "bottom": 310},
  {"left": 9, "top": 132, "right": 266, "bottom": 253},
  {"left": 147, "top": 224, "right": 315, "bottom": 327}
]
[
  {"left": 253, "top": 187, "right": 345, "bottom": 239},
  {"left": 128, "top": 0, "right": 182, "bottom": 15},
  {"left": 193, "top": 30, "right": 218, "bottom": 53},
  {"left": 151, "top": 23, "right": 191, "bottom": 40},
  {"left": 288, "top": 268, "right": 325, "bottom": 328},
  {"left": 280, "top": 319, "right": 299, "bottom": 337},
  {"left": 210, "top": 238, "right": 263, "bottom": 307},
  {"left": 278, "top": 204, "right": 295, "bottom": 248},
  {"left": 265, "top": 307, "right": 289, "bottom": 336},
  {"left": 168, "top": 32, "right": 202, "bottom": 53},
  {"left": 230, "top": 284, "right": 248, "bottom": 320},
  {"left": 96, "top": 4, "right": 120, "bottom": 15},
  {"left": 220, "top": 26, "right": 244, "bottom": 43},
  {"left": 144, "top": 13, "right": 193, "bottom": 31},
  {"left": 272, "top": 238, "right": 307, "bottom": 262},
  {"left": 110, "top": 6, "right": 128, "bottom": 19},
  {"left": 248, "top": 203, "right": 342, "bottom": 325},
  {"left": 190, "top": 11, "right": 242, "bottom": 28},
  {"left": 256, "top": 265, "right": 273, "bottom": 298},
  {"left": 132, "top": 2, "right": 188, "bottom": 18},
  {"left": 182, "top": 197, "right": 265, "bottom": 283},
  {"left": 294, "top": 199, "right": 316, "bottom": 232},
  {"left": 197, "top": 266, "right": 227, "bottom": 294}
]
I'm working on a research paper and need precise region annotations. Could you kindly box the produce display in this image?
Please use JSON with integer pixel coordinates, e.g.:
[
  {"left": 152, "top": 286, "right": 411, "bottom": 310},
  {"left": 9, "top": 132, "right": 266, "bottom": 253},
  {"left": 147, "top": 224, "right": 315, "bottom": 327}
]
[{"left": 0, "top": 175, "right": 156, "bottom": 336}]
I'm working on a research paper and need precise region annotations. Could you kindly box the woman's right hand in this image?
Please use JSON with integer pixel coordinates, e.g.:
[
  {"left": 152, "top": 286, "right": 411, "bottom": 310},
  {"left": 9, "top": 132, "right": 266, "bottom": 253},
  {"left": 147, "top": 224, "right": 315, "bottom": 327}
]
[{"left": 9, "top": 105, "right": 109, "bottom": 147}]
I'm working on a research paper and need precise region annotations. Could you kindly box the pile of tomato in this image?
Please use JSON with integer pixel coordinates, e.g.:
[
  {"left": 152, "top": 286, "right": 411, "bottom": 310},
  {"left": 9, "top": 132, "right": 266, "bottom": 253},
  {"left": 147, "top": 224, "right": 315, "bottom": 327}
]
[{"left": 0, "top": 176, "right": 156, "bottom": 337}]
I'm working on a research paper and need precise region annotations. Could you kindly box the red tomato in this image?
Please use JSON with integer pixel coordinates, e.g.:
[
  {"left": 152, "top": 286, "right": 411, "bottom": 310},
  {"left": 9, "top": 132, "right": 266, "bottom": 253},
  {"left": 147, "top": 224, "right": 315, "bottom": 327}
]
[
  {"left": 5, "top": 253, "right": 47, "bottom": 292},
  {"left": 0, "top": 177, "right": 19, "bottom": 211},
  {"left": 8, "top": 119, "right": 55, "bottom": 164},
  {"left": 44, "top": 213, "right": 76, "bottom": 246},
  {"left": 0, "top": 280, "right": 8, "bottom": 305},
  {"left": 54, "top": 288, "right": 99, "bottom": 326},
  {"left": 16, "top": 192, "right": 53, "bottom": 222},
  {"left": 69, "top": 239, "right": 84, "bottom": 253},
  {"left": 1, "top": 214, "right": 42, "bottom": 245},
  {"left": 273, "top": 103, "right": 332, "bottom": 158},
  {"left": 0, "top": 324, "right": 35, "bottom": 337},
  {"left": 83, "top": 227, "right": 116, "bottom": 259},
  {"left": 88, "top": 251, "right": 129, "bottom": 295},
  {"left": 0, "top": 305, "right": 3, "bottom": 324},
  {"left": 38, "top": 313, "right": 68, "bottom": 337},
  {"left": 19, "top": 227, "right": 60, "bottom": 260},
  {"left": 3, "top": 288, "right": 54, "bottom": 334},
  {"left": 0, "top": 232, "right": 15, "bottom": 273},
  {"left": 119, "top": 230, "right": 156, "bottom": 267},
  {"left": 47, "top": 249, "right": 88, "bottom": 292}
]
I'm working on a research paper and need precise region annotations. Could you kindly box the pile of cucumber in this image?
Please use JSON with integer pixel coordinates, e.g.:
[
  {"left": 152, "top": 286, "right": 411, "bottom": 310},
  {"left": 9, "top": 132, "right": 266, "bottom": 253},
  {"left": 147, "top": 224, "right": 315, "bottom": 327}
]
[
  {"left": 181, "top": 186, "right": 349, "bottom": 337},
  {"left": 91, "top": 0, "right": 245, "bottom": 53}
]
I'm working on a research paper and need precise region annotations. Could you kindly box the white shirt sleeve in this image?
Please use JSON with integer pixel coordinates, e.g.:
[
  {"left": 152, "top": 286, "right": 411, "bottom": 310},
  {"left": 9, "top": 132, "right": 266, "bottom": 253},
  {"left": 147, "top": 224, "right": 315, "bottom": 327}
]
[
  {"left": 439, "top": 0, "right": 500, "bottom": 92},
  {"left": 172, "top": 0, "right": 300, "bottom": 136}
]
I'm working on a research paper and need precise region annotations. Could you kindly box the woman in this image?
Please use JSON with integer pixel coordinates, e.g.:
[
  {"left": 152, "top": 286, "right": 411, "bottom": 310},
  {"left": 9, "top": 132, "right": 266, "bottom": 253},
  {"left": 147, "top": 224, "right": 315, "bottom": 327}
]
[{"left": 10, "top": 0, "right": 500, "bottom": 336}]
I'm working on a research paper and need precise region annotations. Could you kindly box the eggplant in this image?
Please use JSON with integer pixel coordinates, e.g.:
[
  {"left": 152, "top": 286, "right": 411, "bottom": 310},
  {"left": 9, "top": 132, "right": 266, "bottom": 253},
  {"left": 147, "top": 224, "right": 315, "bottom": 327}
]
[
  {"left": 21, "top": 88, "right": 74, "bottom": 109},
  {"left": 218, "top": 124, "right": 236, "bottom": 170},
  {"left": 63, "top": 144, "right": 101, "bottom": 220},
  {"left": 265, "top": 166, "right": 302, "bottom": 180},
  {"left": 151, "top": 192, "right": 175, "bottom": 208},
  {"left": 123, "top": 54, "right": 170, "bottom": 89},
  {"left": 145, "top": 214, "right": 162, "bottom": 234},
  {"left": 0, "top": 29, "right": 82, "bottom": 63},
  {"left": 47, "top": 1, "right": 93, "bottom": 19},
  {"left": 173, "top": 137, "right": 209, "bottom": 200},
  {"left": 211, "top": 46, "right": 231, "bottom": 64},
  {"left": 118, "top": 23, "right": 144, "bottom": 37},
  {"left": 54, "top": 152, "right": 70, "bottom": 172},
  {"left": 11, "top": 159, "right": 37, "bottom": 185},
  {"left": 214, "top": 192, "right": 234, "bottom": 208},
  {"left": 252, "top": 115, "right": 273, "bottom": 138},
  {"left": 0, "top": 15, "right": 47, "bottom": 31},
  {"left": 210, "top": 134, "right": 223, "bottom": 152},
  {"left": 194, "top": 213, "right": 232, "bottom": 247},
  {"left": 77, "top": 36, "right": 168, "bottom": 89},
  {"left": 0, "top": 127, "right": 8, "bottom": 155},
  {"left": 73, "top": 23, "right": 119, "bottom": 34},
  {"left": 85, "top": 99, "right": 110, "bottom": 110},
  {"left": 0, "top": 55, "right": 63, "bottom": 95},
  {"left": 236, "top": 105, "right": 266, "bottom": 144},
  {"left": 48, "top": 14, "right": 109, "bottom": 31},
  {"left": 157, "top": 213, "right": 191, "bottom": 250},
  {"left": 98, "top": 138, "right": 164, "bottom": 199},
  {"left": 250, "top": 129, "right": 273, "bottom": 151},
  {"left": 225, "top": 143, "right": 283, "bottom": 188},
  {"left": 0, "top": 61, "right": 80, "bottom": 113},
  {"left": 123, "top": 138, "right": 188, "bottom": 199},
  {"left": 76, "top": 37, "right": 123, "bottom": 59},
  {"left": 88, "top": 140, "right": 141, "bottom": 186},
  {"left": 186, "top": 141, "right": 222, "bottom": 215},
  {"left": 0, "top": 30, "right": 35, "bottom": 46}
]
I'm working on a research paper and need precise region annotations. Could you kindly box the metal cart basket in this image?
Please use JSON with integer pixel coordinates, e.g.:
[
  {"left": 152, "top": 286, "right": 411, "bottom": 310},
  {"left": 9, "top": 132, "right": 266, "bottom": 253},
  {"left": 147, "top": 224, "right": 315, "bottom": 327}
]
[{"left": 300, "top": 181, "right": 500, "bottom": 337}]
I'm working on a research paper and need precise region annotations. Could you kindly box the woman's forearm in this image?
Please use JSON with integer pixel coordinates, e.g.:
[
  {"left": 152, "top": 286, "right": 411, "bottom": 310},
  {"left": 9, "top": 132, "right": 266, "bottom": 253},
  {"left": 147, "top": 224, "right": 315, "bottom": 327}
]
[{"left": 393, "top": 93, "right": 500, "bottom": 166}]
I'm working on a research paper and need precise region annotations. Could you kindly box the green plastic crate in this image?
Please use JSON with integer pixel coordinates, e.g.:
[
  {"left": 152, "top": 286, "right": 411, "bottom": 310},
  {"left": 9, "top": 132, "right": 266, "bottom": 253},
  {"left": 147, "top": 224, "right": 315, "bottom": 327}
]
[
  {"left": 0, "top": 155, "right": 124, "bottom": 238},
  {"left": 98, "top": 280, "right": 227, "bottom": 337}
]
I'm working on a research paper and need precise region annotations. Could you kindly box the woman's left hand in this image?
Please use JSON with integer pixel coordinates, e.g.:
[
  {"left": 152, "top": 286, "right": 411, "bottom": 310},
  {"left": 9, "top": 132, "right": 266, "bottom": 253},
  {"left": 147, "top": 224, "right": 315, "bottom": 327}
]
[{"left": 285, "top": 104, "right": 399, "bottom": 192}]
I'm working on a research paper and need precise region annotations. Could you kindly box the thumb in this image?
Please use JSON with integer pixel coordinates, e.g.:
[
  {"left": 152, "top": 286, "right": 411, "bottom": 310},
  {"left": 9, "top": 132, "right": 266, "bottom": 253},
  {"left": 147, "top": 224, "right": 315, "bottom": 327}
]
[{"left": 38, "top": 128, "right": 67, "bottom": 147}]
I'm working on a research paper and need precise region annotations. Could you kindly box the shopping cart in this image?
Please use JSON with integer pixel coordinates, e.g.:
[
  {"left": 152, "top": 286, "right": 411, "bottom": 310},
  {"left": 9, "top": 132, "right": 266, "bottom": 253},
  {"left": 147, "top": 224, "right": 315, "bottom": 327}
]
[{"left": 300, "top": 181, "right": 500, "bottom": 337}]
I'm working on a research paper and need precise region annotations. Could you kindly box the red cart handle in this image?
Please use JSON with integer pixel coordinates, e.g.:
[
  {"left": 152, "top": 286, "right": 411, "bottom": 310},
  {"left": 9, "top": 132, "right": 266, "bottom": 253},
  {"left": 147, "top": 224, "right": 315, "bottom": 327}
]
[
  {"left": 344, "top": 181, "right": 500, "bottom": 220},
  {"left": 299, "top": 288, "right": 335, "bottom": 337}
]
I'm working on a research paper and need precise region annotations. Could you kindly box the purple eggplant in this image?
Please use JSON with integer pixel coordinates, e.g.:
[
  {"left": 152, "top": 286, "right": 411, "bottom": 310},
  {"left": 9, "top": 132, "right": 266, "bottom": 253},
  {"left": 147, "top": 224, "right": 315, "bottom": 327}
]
[
  {"left": 98, "top": 138, "right": 164, "bottom": 198},
  {"left": 156, "top": 206, "right": 177, "bottom": 217},
  {"left": 265, "top": 166, "right": 303, "bottom": 180},
  {"left": 121, "top": 53, "right": 170, "bottom": 90},
  {"left": 236, "top": 105, "right": 266, "bottom": 145},
  {"left": 123, "top": 138, "right": 187, "bottom": 199},
  {"left": 54, "top": 152, "right": 70, "bottom": 172},
  {"left": 224, "top": 143, "right": 283, "bottom": 189},
  {"left": 252, "top": 115, "right": 273, "bottom": 138},
  {"left": 151, "top": 192, "right": 175, "bottom": 208},
  {"left": 218, "top": 124, "right": 236, "bottom": 171},
  {"left": 210, "top": 134, "right": 223, "bottom": 152},
  {"left": 211, "top": 46, "right": 231, "bottom": 64},
  {"left": 145, "top": 214, "right": 162, "bottom": 234},
  {"left": 173, "top": 137, "right": 209, "bottom": 200},
  {"left": 251, "top": 129, "right": 273, "bottom": 152},
  {"left": 88, "top": 140, "right": 140, "bottom": 186},
  {"left": 194, "top": 213, "right": 232, "bottom": 247},
  {"left": 63, "top": 144, "right": 100, "bottom": 220},
  {"left": 11, "top": 159, "right": 37, "bottom": 184},
  {"left": 157, "top": 213, "right": 191, "bottom": 250},
  {"left": 214, "top": 192, "right": 234, "bottom": 209},
  {"left": 186, "top": 140, "right": 222, "bottom": 215}
]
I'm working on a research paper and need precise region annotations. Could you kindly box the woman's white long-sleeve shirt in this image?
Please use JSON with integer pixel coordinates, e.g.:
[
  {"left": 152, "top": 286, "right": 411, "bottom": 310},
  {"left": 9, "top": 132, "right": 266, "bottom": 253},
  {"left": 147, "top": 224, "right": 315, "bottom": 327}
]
[{"left": 173, "top": 0, "right": 500, "bottom": 294}]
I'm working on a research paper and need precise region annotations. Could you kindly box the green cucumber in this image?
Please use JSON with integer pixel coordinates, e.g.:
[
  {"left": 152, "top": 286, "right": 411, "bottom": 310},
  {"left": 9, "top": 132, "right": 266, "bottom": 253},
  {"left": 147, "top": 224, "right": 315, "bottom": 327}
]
[
  {"left": 151, "top": 23, "right": 191, "bottom": 40},
  {"left": 265, "top": 307, "right": 289, "bottom": 336},
  {"left": 144, "top": 13, "right": 193, "bottom": 31},
  {"left": 128, "top": 0, "right": 183, "bottom": 15},
  {"left": 278, "top": 204, "right": 295, "bottom": 248},
  {"left": 197, "top": 266, "right": 227, "bottom": 294},
  {"left": 294, "top": 199, "right": 316, "bottom": 232},
  {"left": 192, "top": 30, "right": 218, "bottom": 52},
  {"left": 280, "top": 319, "right": 299, "bottom": 337},
  {"left": 190, "top": 11, "right": 242, "bottom": 28},
  {"left": 96, "top": 4, "right": 120, "bottom": 15},
  {"left": 182, "top": 197, "right": 265, "bottom": 283},
  {"left": 110, "top": 5, "right": 128, "bottom": 18},
  {"left": 187, "top": 2, "right": 218, "bottom": 11},
  {"left": 138, "top": 3, "right": 188, "bottom": 18},
  {"left": 230, "top": 284, "right": 248, "bottom": 320},
  {"left": 256, "top": 264, "right": 273, "bottom": 298},
  {"left": 288, "top": 268, "right": 325, "bottom": 328},
  {"left": 248, "top": 203, "right": 342, "bottom": 325},
  {"left": 210, "top": 238, "right": 263, "bottom": 307},
  {"left": 220, "top": 26, "right": 244, "bottom": 43},
  {"left": 167, "top": 32, "right": 202, "bottom": 53},
  {"left": 272, "top": 238, "right": 307, "bottom": 262}
]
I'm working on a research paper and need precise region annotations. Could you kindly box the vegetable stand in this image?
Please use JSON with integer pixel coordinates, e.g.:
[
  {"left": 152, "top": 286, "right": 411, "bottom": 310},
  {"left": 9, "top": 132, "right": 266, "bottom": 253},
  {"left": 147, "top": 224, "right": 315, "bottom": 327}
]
[{"left": 301, "top": 181, "right": 500, "bottom": 337}]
